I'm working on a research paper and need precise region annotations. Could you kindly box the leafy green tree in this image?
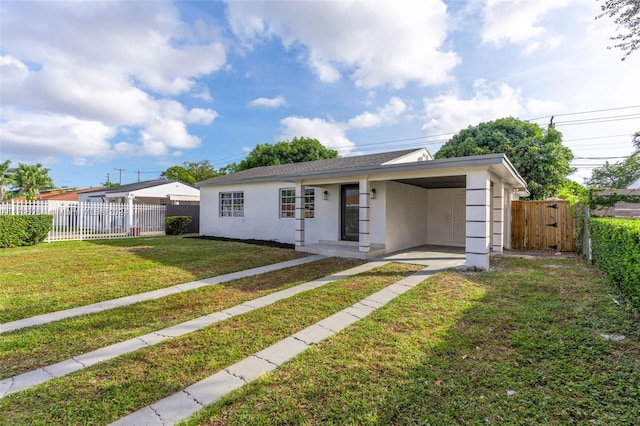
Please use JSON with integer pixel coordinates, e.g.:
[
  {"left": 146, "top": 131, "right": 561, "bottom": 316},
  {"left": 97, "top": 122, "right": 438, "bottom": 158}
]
[
  {"left": 597, "top": 0, "right": 640, "bottom": 60},
  {"left": 435, "top": 117, "right": 574, "bottom": 199},
  {"left": 584, "top": 152, "right": 640, "bottom": 189},
  {"left": 160, "top": 160, "right": 221, "bottom": 184},
  {"left": 0, "top": 160, "right": 14, "bottom": 200},
  {"left": 10, "top": 163, "right": 54, "bottom": 200},
  {"left": 556, "top": 179, "right": 589, "bottom": 205},
  {"left": 634, "top": 131, "right": 640, "bottom": 150},
  {"left": 228, "top": 137, "right": 339, "bottom": 172}
]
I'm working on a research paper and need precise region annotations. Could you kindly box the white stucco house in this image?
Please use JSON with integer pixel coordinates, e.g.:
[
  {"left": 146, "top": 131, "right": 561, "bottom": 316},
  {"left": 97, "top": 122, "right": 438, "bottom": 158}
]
[
  {"left": 197, "top": 148, "right": 529, "bottom": 270},
  {"left": 79, "top": 179, "right": 200, "bottom": 205}
]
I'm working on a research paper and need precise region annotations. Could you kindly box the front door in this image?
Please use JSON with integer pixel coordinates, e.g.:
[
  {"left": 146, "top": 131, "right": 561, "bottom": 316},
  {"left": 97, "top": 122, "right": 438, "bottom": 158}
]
[{"left": 341, "top": 184, "right": 359, "bottom": 241}]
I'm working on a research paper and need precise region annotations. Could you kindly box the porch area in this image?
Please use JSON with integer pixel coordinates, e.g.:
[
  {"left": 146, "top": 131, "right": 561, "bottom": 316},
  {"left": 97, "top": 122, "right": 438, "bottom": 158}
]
[
  {"left": 296, "top": 240, "right": 386, "bottom": 259},
  {"left": 297, "top": 242, "right": 465, "bottom": 268}
]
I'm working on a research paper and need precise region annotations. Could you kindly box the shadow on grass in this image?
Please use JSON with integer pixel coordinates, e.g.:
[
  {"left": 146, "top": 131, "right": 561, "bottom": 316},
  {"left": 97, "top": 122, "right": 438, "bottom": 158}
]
[
  {"left": 187, "top": 256, "right": 640, "bottom": 425},
  {"left": 86, "top": 234, "right": 306, "bottom": 280},
  {"left": 373, "top": 257, "right": 640, "bottom": 425}
]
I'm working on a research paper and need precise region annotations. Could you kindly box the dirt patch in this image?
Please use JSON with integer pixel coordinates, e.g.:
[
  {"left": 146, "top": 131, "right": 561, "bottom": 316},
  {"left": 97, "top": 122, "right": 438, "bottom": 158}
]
[
  {"left": 496, "top": 249, "right": 578, "bottom": 260},
  {"left": 187, "top": 235, "right": 295, "bottom": 250}
]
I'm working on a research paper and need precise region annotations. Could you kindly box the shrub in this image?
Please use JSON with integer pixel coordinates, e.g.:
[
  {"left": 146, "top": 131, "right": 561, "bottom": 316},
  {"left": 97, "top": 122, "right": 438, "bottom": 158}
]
[
  {"left": 0, "top": 215, "right": 53, "bottom": 248},
  {"left": 589, "top": 217, "right": 640, "bottom": 309},
  {"left": 165, "top": 216, "right": 192, "bottom": 235}
]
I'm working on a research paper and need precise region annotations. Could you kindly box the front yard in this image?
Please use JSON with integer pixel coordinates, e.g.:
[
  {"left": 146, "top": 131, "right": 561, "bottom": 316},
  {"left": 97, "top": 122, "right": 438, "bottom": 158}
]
[{"left": 1, "top": 238, "right": 638, "bottom": 424}]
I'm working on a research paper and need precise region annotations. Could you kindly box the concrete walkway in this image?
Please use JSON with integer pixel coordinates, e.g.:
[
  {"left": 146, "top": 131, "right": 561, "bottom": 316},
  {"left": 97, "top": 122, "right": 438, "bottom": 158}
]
[
  {"left": 111, "top": 259, "right": 462, "bottom": 426},
  {"left": 0, "top": 261, "right": 387, "bottom": 398},
  {"left": 0, "top": 255, "right": 325, "bottom": 334}
]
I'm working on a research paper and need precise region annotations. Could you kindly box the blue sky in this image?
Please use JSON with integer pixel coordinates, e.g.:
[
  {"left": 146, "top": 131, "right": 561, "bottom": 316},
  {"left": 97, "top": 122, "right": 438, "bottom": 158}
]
[{"left": 1, "top": 0, "right": 639, "bottom": 189}]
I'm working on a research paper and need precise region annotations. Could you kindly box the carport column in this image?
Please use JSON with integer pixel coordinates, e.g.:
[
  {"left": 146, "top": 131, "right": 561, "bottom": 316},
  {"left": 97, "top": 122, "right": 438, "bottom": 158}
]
[
  {"left": 466, "top": 170, "right": 491, "bottom": 270},
  {"left": 492, "top": 180, "right": 504, "bottom": 253},
  {"left": 294, "top": 181, "right": 305, "bottom": 247},
  {"left": 359, "top": 178, "right": 370, "bottom": 253}
]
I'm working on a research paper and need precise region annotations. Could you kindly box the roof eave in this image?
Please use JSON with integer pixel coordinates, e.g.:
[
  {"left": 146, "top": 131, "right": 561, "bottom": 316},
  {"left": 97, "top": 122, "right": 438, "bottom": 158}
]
[{"left": 198, "top": 153, "right": 529, "bottom": 193}]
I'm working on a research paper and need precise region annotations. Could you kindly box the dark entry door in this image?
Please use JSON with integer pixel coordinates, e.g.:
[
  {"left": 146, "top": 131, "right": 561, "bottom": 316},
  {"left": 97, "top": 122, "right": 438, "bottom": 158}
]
[{"left": 341, "top": 185, "right": 359, "bottom": 241}]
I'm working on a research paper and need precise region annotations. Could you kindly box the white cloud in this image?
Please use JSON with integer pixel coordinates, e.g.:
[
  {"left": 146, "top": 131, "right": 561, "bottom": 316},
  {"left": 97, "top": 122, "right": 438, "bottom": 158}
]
[
  {"left": 348, "top": 97, "right": 408, "bottom": 128},
  {"left": 186, "top": 108, "right": 218, "bottom": 124},
  {"left": 481, "top": 0, "right": 568, "bottom": 53},
  {"left": 0, "top": 113, "right": 116, "bottom": 159},
  {"left": 226, "top": 0, "right": 459, "bottom": 89},
  {"left": 279, "top": 117, "right": 354, "bottom": 154},
  {"left": 247, "top": 95, "right": 287, "bottom": 108},
  {"left": 0, "top": 1, "right": 225, "bottom": 163},
  {"left": 422, "top": 79, "right": 562, "bottom": 136}
]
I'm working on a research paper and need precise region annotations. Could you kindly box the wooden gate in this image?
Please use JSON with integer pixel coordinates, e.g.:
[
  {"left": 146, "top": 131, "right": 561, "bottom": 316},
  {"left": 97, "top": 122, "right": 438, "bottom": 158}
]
[{"left": 511, "top": 200, "right": 575, "bottom": 251}]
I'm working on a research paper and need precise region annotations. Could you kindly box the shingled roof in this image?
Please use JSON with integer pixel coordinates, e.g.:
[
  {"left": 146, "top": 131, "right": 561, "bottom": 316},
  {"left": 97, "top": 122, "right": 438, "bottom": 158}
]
[{"left": 197, "top": 149, "right": 420, "bottom": 186}]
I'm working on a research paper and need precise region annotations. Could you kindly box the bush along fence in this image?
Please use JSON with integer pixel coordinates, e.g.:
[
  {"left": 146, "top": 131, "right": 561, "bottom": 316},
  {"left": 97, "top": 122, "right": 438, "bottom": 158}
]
[
  {"left": 589, "top": 217, "right": 640, "bottom": 309},
  {"left": 0, "top": 214, "right": 53, "bottom": 248},
  {"left": 0, "top": 200, "right": 166, "bottom": 242}
]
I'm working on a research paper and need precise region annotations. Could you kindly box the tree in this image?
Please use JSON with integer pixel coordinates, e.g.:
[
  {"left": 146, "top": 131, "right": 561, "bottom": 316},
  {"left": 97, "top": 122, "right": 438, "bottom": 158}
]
[
  {"left": 597, "top": 0, "right": 640, "bottom": 60},
  {"left": 435, "top": 117, "right": 575, "bottom": 200},
  {"left": 160, "top": 160, "right": 221, "bottom": 184},
  {"left": 634, "top": 131, "right": 640, "bottom": 150},
  {"left": 227, "top": 137, "right": 339, "bottom": 172},
  {"left": 584, "top": 152, "right": 640, "bottom": 189},
  {"left": 10, "top": 163, "right": 54, "bottom": 200},
  {"left": 0, "top": 160, "right": 14, "bottom": 200}
]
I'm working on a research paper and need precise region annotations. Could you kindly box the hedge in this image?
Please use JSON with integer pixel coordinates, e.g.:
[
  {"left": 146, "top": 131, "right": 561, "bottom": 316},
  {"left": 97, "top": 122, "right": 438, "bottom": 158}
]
[
  {"left": 589, "top": 217, "right": 640, "bottom": 309},
  {"left": 0, "top": 215, "right": 53, "bottom": 248},
  {"left": 165, "top": 216, "right": 192, "bottom": 235}
]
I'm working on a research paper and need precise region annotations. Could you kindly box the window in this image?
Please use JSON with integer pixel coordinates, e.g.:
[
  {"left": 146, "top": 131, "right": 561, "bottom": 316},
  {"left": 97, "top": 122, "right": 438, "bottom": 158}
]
[
  {"left": 280, "top": 188, "right": 295, "bottom": 218},
  {"left": 280, "top": 188, "right": 315, "bottom": 219},
  {"left": 304, "top": 188, "right": 315, "bottom": 218},
  {"left": 220, "top": 192, "right": 244, "bottom": 217}
]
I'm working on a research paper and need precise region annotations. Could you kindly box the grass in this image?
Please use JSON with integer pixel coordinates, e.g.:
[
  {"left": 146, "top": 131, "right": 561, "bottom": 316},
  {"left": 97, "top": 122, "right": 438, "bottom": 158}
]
[
  {"left": 2, "top": 239, "right": 639, "bottom": 425},
  {"left": 0, "top": 257, "right": 364, "bottom": 379},
  {"left": 0, "top": 236, "right": 305, "bottom": 322},
  {"left": 180, "top": 255, "right": 640, "bottom": 425},
  {"left": 0, "top": 262, "right": 423, "bottom": 425}
]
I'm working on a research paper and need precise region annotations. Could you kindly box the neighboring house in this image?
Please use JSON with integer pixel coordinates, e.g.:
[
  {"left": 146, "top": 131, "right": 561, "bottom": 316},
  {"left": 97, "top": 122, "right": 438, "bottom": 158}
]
[
  {"left": 7, "top": 187, "right": 104, "bottom": 203},
  {"left": 629, "top": 176, "right": 640, "bottom": 189},
  {"left": 79, "top": 179, "right": 200, "bottom": 205},
  {"left": 197, "top": 148, "right": 529, "bottom": 270}
]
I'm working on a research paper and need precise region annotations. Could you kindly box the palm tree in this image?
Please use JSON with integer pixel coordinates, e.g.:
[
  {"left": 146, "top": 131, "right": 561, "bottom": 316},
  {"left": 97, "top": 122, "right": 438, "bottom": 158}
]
[
  {"left": 12, "top": 163, "right": 54, "bottom": 200},
  {"left": 0, "top": 160, "right": 14, "bottom": 200}
]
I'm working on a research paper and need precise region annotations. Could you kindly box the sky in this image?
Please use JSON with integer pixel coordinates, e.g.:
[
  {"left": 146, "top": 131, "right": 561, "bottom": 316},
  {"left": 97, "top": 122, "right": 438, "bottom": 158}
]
[{"left": 1, "top": 0, "right": 639, "bottom": 189}]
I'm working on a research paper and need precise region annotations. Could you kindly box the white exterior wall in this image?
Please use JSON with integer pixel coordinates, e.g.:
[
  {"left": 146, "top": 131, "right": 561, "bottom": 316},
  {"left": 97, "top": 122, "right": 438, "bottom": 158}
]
[
  {"left": 384, "top": 181, "right": 429, "bottom": 253},
  {"left": 369, "top": 181, "right": 387, "bottom": 246},
  {"left": 306, "top": 184, "right": 340, "bottom": 243},
  {"left": 199, "top": 182, "right": 335, "bottom": 245},
  {"left": 426, "top": 188, "right": 466, "bottom": 247}
]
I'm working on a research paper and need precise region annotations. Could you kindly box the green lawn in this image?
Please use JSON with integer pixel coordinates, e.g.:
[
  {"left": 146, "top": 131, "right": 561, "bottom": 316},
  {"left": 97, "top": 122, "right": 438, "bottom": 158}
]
[
  {"left": 0, "top": 257, "right": 364, "bottom": 379},
  {"left": 1, "top": 240, "right": 639, "bottom": 425},
  {"left": 0, "top": 236, "right": 306, "bottom": 322},
  {"left": 181, "top": 255, "right": 640, "bottom": 425}
]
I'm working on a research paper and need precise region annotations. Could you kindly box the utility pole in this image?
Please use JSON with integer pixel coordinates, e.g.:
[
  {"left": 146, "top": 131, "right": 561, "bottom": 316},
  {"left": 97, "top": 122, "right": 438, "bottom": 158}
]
[
  {"left": 106, "top": 173, "right": 111, "bottom": 185},
  {"left": 134, "top": 170, "right": 142, "bottom": 182},
  {"left": 114, "top": 168, "right": 125, "bottom": 185}
]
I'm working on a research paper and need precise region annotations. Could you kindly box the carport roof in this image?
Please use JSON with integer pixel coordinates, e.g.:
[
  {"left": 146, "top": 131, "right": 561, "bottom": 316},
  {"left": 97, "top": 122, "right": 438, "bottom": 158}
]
[{"left": 197, "top": 149, "right": 529, "bottom": 195}]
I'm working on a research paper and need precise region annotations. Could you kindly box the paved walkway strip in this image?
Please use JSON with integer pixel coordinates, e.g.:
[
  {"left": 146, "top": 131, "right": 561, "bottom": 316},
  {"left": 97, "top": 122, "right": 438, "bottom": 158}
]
[
  {"left": 0, "top": 261, "right": 387, "bottom": 398},
  {"left": 111, "top": 267, "right": 439, "bottom": 426},
  {"left": 0, "top": 255, "right": 325, "bottom": 335}
]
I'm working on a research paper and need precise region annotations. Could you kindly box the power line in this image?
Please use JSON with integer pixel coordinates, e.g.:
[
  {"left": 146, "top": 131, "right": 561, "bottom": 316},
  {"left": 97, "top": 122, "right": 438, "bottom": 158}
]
[
  {"left": 208, "top": 105, "right": 639, "bottom": 167},
  {"left": 526, "top": 105, "right": 640, "bottom": 122}
]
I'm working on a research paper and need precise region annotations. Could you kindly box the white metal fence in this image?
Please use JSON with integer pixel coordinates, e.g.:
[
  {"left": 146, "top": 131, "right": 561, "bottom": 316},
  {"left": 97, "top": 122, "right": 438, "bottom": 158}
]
[{"left": 0, "top": 200, "right": 166, "bottom": 242}]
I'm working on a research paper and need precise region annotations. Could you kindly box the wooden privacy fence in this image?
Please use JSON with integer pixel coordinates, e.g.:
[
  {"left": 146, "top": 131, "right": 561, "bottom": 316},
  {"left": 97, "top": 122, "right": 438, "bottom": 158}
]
[
  {"left": 511, "top": 200, "right": 575, "bottom": 251},
  {"left": 0, "top": 200, "right": 166, "bottom": 242}
]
